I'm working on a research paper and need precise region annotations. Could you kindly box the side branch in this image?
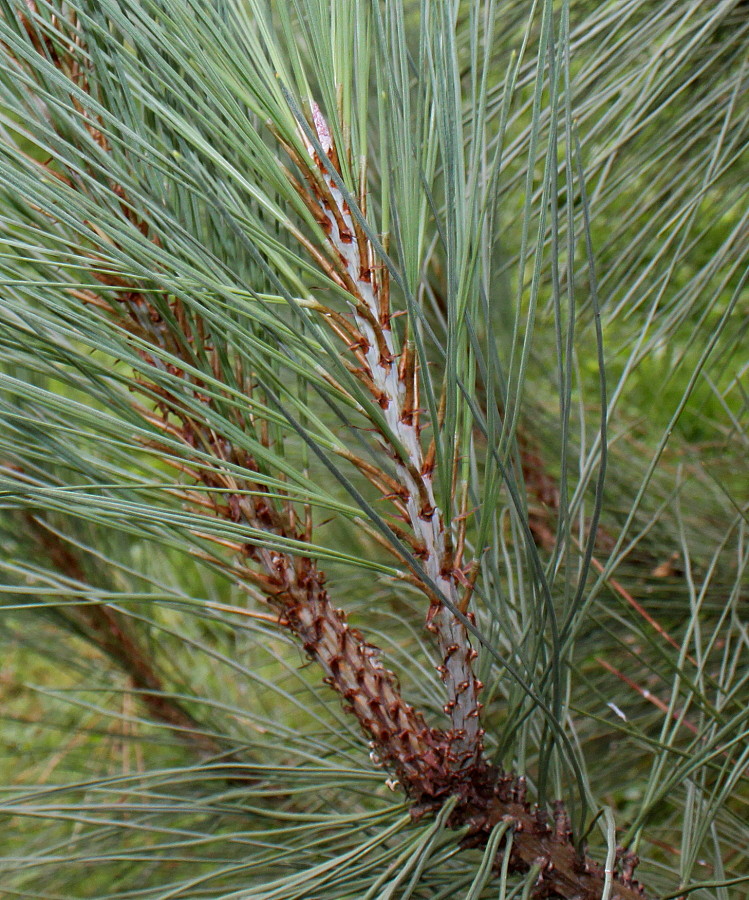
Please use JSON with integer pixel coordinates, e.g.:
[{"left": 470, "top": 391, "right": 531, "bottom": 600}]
[{"left": 18, "top": 508, "right": 219, "bottom": 754}]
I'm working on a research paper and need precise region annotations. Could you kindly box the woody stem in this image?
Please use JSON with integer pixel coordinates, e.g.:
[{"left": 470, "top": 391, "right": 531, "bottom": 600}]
[{"left": 298, "top": 104, "right": 483, "bottom": 773}]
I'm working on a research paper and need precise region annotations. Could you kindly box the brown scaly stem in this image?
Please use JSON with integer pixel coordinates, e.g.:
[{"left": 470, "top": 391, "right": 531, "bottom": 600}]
[
  {"left": 235, "top": 547, "right": 458, "bottom": 798},
  {"left": 454, "top": 770, "right": 647, "bottom": 900},
  {"left": 179, "top": 446, "right": 462, "bottom": 799}
]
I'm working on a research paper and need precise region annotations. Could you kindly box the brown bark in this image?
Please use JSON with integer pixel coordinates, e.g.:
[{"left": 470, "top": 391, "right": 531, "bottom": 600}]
[
  {"left": 453, "top": 770, "right": 647, "bottom": 899},
  {"left": 23, "top": 512, "right": 220, "bottom": 754},
  {"left": 254, "top": 555, "right": 459, "bottom": 797}
]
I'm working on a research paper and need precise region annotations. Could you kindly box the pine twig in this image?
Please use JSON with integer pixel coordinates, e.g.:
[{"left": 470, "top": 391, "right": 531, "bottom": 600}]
[{"left": 292, "top": 101, "right": 485, "bottom": 776}]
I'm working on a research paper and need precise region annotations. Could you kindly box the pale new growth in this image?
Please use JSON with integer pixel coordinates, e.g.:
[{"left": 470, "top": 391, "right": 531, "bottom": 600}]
[{"left": 303, "top": 102, "right": 482, "bottom": 770}]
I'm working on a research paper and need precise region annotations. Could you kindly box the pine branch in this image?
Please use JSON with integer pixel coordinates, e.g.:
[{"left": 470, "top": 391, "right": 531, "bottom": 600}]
[
  {"left": 16, "top": 507, "right": 221, "bottom": 754},
  {"left": 0, "top": 5, "right": 694, "bottom": 897},
  {"left": 290, "top": 101, "right": 485, "bottom": 775},
  {"left": 1, "top": 13, "right": 461, "bottom": 801}
]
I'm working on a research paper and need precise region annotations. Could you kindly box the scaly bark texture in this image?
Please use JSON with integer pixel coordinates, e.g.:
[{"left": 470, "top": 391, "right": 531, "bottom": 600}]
[
  {"left": 457, "top": 771, "right": 647, "bottom": 900},
  {"left": 235, "top": 540, "right": 461, "bottom": 799}
]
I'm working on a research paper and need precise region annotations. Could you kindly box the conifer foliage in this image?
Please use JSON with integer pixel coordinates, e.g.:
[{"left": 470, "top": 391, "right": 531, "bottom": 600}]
[{"left": 0, "top": 1, "right": 747, "bottom": 898}]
